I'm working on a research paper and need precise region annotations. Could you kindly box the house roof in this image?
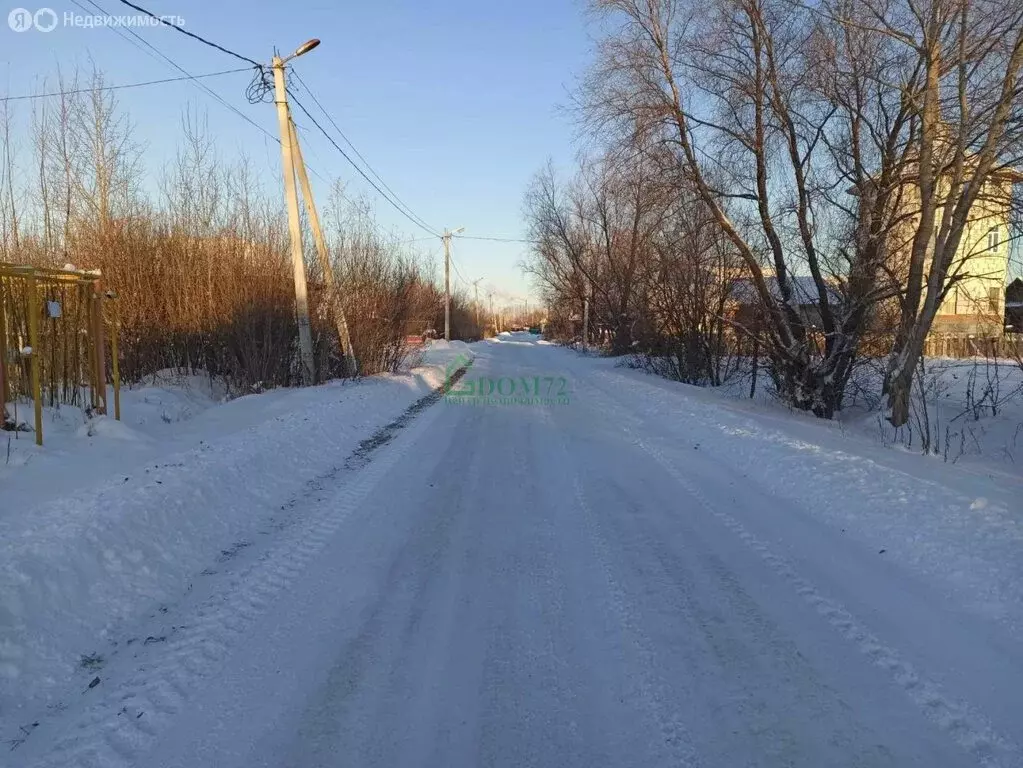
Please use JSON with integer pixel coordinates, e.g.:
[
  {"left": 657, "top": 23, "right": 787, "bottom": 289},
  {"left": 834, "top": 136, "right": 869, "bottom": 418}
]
[{"left": 729, "top": 276, "right": 841, "bottom": 306}]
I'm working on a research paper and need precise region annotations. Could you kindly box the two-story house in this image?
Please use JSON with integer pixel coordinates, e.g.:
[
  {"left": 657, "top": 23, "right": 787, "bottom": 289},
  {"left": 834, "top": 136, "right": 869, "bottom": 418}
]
[
  {"left": 929, "top": 171, "right": 1020, "bottom": 335},
  {"left": 851, "top": 157, "right": 1020, "bottom": 338}
]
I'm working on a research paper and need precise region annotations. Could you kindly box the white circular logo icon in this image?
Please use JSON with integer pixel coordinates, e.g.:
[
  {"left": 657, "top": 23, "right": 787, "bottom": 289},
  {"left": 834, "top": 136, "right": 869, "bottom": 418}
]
[
  {"left": 34, "top": 7, "right": 57, "bottom": 32},
  {"left": 8, "top": 7, "right": 33, "bottom": 31}
]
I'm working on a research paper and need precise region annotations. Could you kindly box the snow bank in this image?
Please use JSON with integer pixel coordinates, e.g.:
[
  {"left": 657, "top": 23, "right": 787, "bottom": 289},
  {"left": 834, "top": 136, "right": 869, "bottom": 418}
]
[
  {"left": 624, "top": 353, "right": 1023, "bottom": 480},
  {"left": 0, "top": 343, "right": 473, "bottom": 713},
  {"left": 583, "top": 356, "right": 1023, "bottom": 631}
]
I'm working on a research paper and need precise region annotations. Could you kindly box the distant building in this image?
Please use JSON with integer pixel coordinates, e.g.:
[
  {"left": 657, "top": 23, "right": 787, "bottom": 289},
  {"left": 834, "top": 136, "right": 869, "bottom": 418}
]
[{"left": 727, "top": 275, "right": 840, "bottom": 331}]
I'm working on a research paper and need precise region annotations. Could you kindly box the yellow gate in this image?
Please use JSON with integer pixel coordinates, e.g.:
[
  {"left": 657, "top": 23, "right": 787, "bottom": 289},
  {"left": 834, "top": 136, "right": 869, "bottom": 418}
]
[{"left": 0, "top": 263, "right": 121, "bottom": 446}]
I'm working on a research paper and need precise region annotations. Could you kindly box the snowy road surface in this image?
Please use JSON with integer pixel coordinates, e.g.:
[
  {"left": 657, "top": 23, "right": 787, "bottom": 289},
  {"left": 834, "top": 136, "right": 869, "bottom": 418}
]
[{"left": 16, "top": 336, "right": 1023, "bottom": 767}]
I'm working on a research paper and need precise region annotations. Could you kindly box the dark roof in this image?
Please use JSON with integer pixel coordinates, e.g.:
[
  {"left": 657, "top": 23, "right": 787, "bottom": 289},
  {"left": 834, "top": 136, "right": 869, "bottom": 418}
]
[{"left": 729, "top": 276, "right": 841, "bottom": 306}]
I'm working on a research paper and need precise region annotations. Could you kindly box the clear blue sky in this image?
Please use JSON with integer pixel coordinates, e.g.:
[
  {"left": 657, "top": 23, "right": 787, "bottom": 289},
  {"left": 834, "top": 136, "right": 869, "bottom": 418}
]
[{"left": 2, "top": 0, "right": 595, "bottom": 302}]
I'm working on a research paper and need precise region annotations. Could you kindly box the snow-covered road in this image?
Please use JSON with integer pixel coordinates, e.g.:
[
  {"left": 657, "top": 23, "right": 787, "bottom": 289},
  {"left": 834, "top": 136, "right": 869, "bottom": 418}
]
[{"left": 16, "top": 336, "right": 1023, "bottom": 767}]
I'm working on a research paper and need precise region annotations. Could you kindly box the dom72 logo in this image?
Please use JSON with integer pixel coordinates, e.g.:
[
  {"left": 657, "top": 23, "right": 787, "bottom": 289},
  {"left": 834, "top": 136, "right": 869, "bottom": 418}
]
[{"left": 450, "top": 375, "right": 568, "bottom": 399}]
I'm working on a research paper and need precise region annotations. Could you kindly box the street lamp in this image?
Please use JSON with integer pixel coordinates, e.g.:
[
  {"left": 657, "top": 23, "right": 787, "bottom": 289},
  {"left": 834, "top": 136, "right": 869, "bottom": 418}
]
[{"left": 282, "top": 38, "right": 320, "bottom": 64}]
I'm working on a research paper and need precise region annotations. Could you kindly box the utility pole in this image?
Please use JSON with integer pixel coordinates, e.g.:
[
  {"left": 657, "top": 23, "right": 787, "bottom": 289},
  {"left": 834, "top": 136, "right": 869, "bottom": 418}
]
[
  {"left": 272, "top": 46, "right": 317, "bottom": 385},
  {"left": 442, "top": 227, "right": 464, "bottom": 341},
  {"left": 488, "top": 292, "right": 495, "bottom": 333},
  {"left": 288, "top": 117, "right": 356, "bottom": 376},
  {"left": 443, "top": 232, "right": 451, "bottom": 342}
]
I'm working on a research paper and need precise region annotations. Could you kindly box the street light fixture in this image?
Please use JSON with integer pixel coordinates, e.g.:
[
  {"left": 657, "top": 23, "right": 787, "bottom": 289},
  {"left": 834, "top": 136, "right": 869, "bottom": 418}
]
[{"left": 283, "top": 38, "right": 321, "bottom": 64}]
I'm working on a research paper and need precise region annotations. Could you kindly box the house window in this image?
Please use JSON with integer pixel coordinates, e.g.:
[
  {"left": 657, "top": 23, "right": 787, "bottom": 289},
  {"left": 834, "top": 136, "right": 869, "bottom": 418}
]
[
  {"left": 990, "top": 287, "right": 1000, "bottom": 313},
  {"left": 988, "top": 226, "right": 1000, "bottom": 251}
]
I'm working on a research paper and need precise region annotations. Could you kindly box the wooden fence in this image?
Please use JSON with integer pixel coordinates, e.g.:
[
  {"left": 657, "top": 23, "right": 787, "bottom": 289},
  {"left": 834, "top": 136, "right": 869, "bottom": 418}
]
[{"left": 922, "top": 334, "right": 1022, "bottom": 360}]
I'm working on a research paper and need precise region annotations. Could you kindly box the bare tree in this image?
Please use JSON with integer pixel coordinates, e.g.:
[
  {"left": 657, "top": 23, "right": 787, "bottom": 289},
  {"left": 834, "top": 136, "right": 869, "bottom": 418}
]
[
  {"left": 582, "top": 0, "right": 1023, "bottom": 421},
  {"left": 525, "top": 145, "right": 669, "bottom": 353},
  {"left": 843, "top": 0, "right": 1023, "bottom": 425},
  {"left": 584, "top": 0, "right": 895, "bottom": 416}
]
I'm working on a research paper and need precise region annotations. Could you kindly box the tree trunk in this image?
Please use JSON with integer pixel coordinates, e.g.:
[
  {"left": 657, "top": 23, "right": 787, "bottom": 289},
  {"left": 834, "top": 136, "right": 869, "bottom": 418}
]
[{"left": 885, "top": 364, "right": 913, "bottom": 428}]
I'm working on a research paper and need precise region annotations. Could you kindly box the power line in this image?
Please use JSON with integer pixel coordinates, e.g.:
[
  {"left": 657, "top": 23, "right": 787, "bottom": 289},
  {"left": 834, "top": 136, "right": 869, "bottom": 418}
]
[
  {"left": 286, "top": 88, "right": 441, "bottom": 237},
  {"left": 457, "top": 235, "right": 537, "bottom": 244},
  {"left": 447, "top": 242, "right": 471, "bottom": 287},
  {"left": 71, "top": 0, "right": 436, "bottom": 228},
  {"left": 111, "top": 0, "right": 261, "bottom": 67},
  {"left": 290, "top": 69, "right": 438, "bottom": 236},
  {"left": 84, "top": 0, "right": 442, "bottom": 240},
  {"left": 70, "top": 0, "right": 328, "bottom": 185},
  {"left": 73, "top": 0, "right": 273, "bottom": 144},
  {"left": 1, "top": 68, "right": 251, "bottom": 102}
]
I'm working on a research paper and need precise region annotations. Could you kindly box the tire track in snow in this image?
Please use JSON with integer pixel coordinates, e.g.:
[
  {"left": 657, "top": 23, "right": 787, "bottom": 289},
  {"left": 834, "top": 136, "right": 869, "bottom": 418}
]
[
  {"left": 22, "top": 366, "right": 471, "bottom": 768},
  {"left": 550, "top": 406, "right": 701, "bottom": 768},
  {"left": 575, "top": 375, "right": 1018, "bottom": 768}
]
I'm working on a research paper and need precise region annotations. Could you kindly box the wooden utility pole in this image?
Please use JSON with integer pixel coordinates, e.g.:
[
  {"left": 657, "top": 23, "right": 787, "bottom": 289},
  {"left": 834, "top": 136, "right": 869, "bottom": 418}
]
[
  {"left": 288, "top": 117, "right": 357, "bottom": 376},
  {"left": 272, "top": 55, "right": 315, "bottom": 385}
]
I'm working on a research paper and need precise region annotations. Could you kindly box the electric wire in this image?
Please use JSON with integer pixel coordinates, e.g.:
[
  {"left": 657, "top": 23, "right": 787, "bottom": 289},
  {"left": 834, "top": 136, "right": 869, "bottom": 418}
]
[
  {"left": 111, "top": 0, "right": 261, "bottom": 67},
  {"left": 286, "top": 88, "right": 441, "bottom": 236},
  {"left": 289, "top": 69, "right": 438, "bottom": 236},
  {"left": 70, "top": 0, "right": 330, "bottom": 184},
  {"left": 1, "top": 68, "right": 251, "bottom": 102},
  {"left": 66, "top": 0, "right": 519, "bottom": 248},
  {"left": 72, "top": 0, "right": 274, "bottom": 146}
]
